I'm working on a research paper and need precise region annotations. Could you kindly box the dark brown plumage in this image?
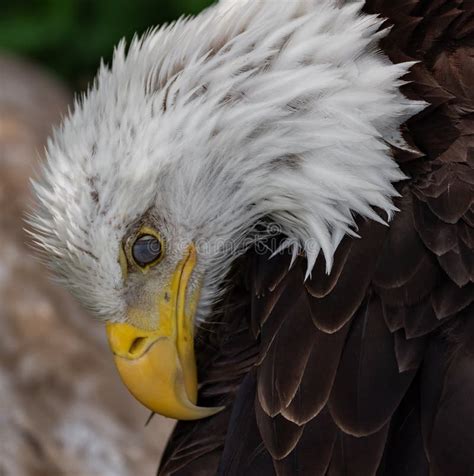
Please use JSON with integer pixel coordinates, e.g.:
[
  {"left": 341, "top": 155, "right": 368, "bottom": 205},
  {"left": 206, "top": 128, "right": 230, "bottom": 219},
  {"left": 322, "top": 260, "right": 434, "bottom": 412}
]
[{"left": 158, "top": 1, "right": 474, "bottom": 474}]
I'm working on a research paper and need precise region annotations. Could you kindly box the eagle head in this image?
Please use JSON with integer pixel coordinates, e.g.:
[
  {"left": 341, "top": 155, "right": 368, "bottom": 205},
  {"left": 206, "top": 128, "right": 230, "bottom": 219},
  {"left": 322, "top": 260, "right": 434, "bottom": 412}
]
[{"left": 29, "top": 0, "right": 424, "bottom": 420}]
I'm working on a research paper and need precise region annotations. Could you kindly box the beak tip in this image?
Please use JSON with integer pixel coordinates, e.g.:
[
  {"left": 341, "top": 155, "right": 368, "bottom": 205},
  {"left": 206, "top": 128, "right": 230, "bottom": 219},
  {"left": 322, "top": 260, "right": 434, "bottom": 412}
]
[
  {"left": 192, "top": 404, "right": 226, "bottom": 420},
  {"left": 159, "top": 397, "right": 226, "bottom": 421}
]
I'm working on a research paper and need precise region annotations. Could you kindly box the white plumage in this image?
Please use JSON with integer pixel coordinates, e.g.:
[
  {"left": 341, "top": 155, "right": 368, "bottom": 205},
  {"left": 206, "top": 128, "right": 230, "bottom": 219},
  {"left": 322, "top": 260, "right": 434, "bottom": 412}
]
[{"left": 30, "top": 0, "right": 425, "bottom": 323}]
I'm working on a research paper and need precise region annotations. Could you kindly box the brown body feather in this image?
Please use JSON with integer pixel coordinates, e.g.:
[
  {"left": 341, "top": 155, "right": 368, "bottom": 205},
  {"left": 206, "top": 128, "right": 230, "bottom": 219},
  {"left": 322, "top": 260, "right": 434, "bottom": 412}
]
[{"left": 159, "top": 1, "right": 474, "bottom": 474}]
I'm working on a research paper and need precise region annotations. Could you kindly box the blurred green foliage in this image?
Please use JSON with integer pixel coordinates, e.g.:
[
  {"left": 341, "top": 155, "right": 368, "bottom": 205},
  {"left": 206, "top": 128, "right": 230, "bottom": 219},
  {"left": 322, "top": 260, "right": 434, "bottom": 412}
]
[{"left": 0, "top": 0, "right": 214, "bottom": 88}]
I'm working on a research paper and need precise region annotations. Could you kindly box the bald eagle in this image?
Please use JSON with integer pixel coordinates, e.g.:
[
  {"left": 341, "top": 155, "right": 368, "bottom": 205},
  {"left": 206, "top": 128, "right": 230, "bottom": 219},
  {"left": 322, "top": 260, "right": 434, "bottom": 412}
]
[{"left": 30, "top": 0, "right": 473, "bottom": 474}]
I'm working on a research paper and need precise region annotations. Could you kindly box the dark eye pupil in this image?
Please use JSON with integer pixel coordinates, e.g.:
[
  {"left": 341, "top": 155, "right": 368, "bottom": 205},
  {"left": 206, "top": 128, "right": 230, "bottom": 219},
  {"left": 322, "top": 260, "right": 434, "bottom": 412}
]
[{"left": 132, "top": 235, "right": 162, "bottom": 267}]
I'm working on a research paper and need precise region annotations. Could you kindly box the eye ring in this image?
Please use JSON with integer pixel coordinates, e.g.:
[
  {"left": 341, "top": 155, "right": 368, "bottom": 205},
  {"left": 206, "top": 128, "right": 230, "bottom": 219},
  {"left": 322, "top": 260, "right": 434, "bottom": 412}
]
[{"left": 127, "top": 227, "right": 165, "bottom": 271}]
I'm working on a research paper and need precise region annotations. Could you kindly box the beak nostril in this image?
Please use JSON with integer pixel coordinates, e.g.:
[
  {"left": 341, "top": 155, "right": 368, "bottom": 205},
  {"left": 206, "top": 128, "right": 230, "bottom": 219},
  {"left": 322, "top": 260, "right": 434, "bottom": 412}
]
[{"left": 129, "top": 336, "right": 147, "bottom": 355}]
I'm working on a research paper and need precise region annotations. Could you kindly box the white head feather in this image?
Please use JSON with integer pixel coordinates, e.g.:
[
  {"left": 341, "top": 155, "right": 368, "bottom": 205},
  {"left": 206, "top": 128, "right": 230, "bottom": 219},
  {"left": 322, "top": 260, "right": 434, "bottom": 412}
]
[{"left": 30, "top": 0, "right": 424, "bottom": 323}]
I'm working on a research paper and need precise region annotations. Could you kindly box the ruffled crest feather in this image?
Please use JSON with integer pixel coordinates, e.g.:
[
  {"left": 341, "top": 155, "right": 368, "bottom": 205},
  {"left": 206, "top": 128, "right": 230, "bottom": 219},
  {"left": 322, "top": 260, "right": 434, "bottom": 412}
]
[{"left": 29, "top": 0, "right": 425, "bottom": 320}]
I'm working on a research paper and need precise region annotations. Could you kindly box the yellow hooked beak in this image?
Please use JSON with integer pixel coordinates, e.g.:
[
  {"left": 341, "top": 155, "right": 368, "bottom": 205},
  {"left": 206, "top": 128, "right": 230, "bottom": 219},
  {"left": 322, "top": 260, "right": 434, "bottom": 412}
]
[{"left": 106, "top": 244, "right": 223, "bottom": 420}]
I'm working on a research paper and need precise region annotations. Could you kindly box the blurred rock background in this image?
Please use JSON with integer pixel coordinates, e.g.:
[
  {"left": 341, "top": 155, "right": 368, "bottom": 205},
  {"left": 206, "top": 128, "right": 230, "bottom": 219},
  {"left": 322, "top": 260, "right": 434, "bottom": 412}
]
[{"left": 0, "top": 1, "right": 212, "bottom": 474}]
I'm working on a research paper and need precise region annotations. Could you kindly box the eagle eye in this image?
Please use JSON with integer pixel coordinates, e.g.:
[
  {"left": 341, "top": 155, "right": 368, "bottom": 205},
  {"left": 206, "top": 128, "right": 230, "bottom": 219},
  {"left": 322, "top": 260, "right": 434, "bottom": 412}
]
[{"left": 131, "top": 233, "right": 163, "bottom": 268}]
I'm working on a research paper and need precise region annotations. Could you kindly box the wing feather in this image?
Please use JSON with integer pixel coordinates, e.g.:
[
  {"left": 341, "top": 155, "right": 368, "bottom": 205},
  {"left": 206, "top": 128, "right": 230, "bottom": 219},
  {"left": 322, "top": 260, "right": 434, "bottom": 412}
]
[
  {"left": 325, "top": 423, "right": 389, "bottom": 476},
  {"left": 328, "top": 293, "right": 416, "bottom": 436}
]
